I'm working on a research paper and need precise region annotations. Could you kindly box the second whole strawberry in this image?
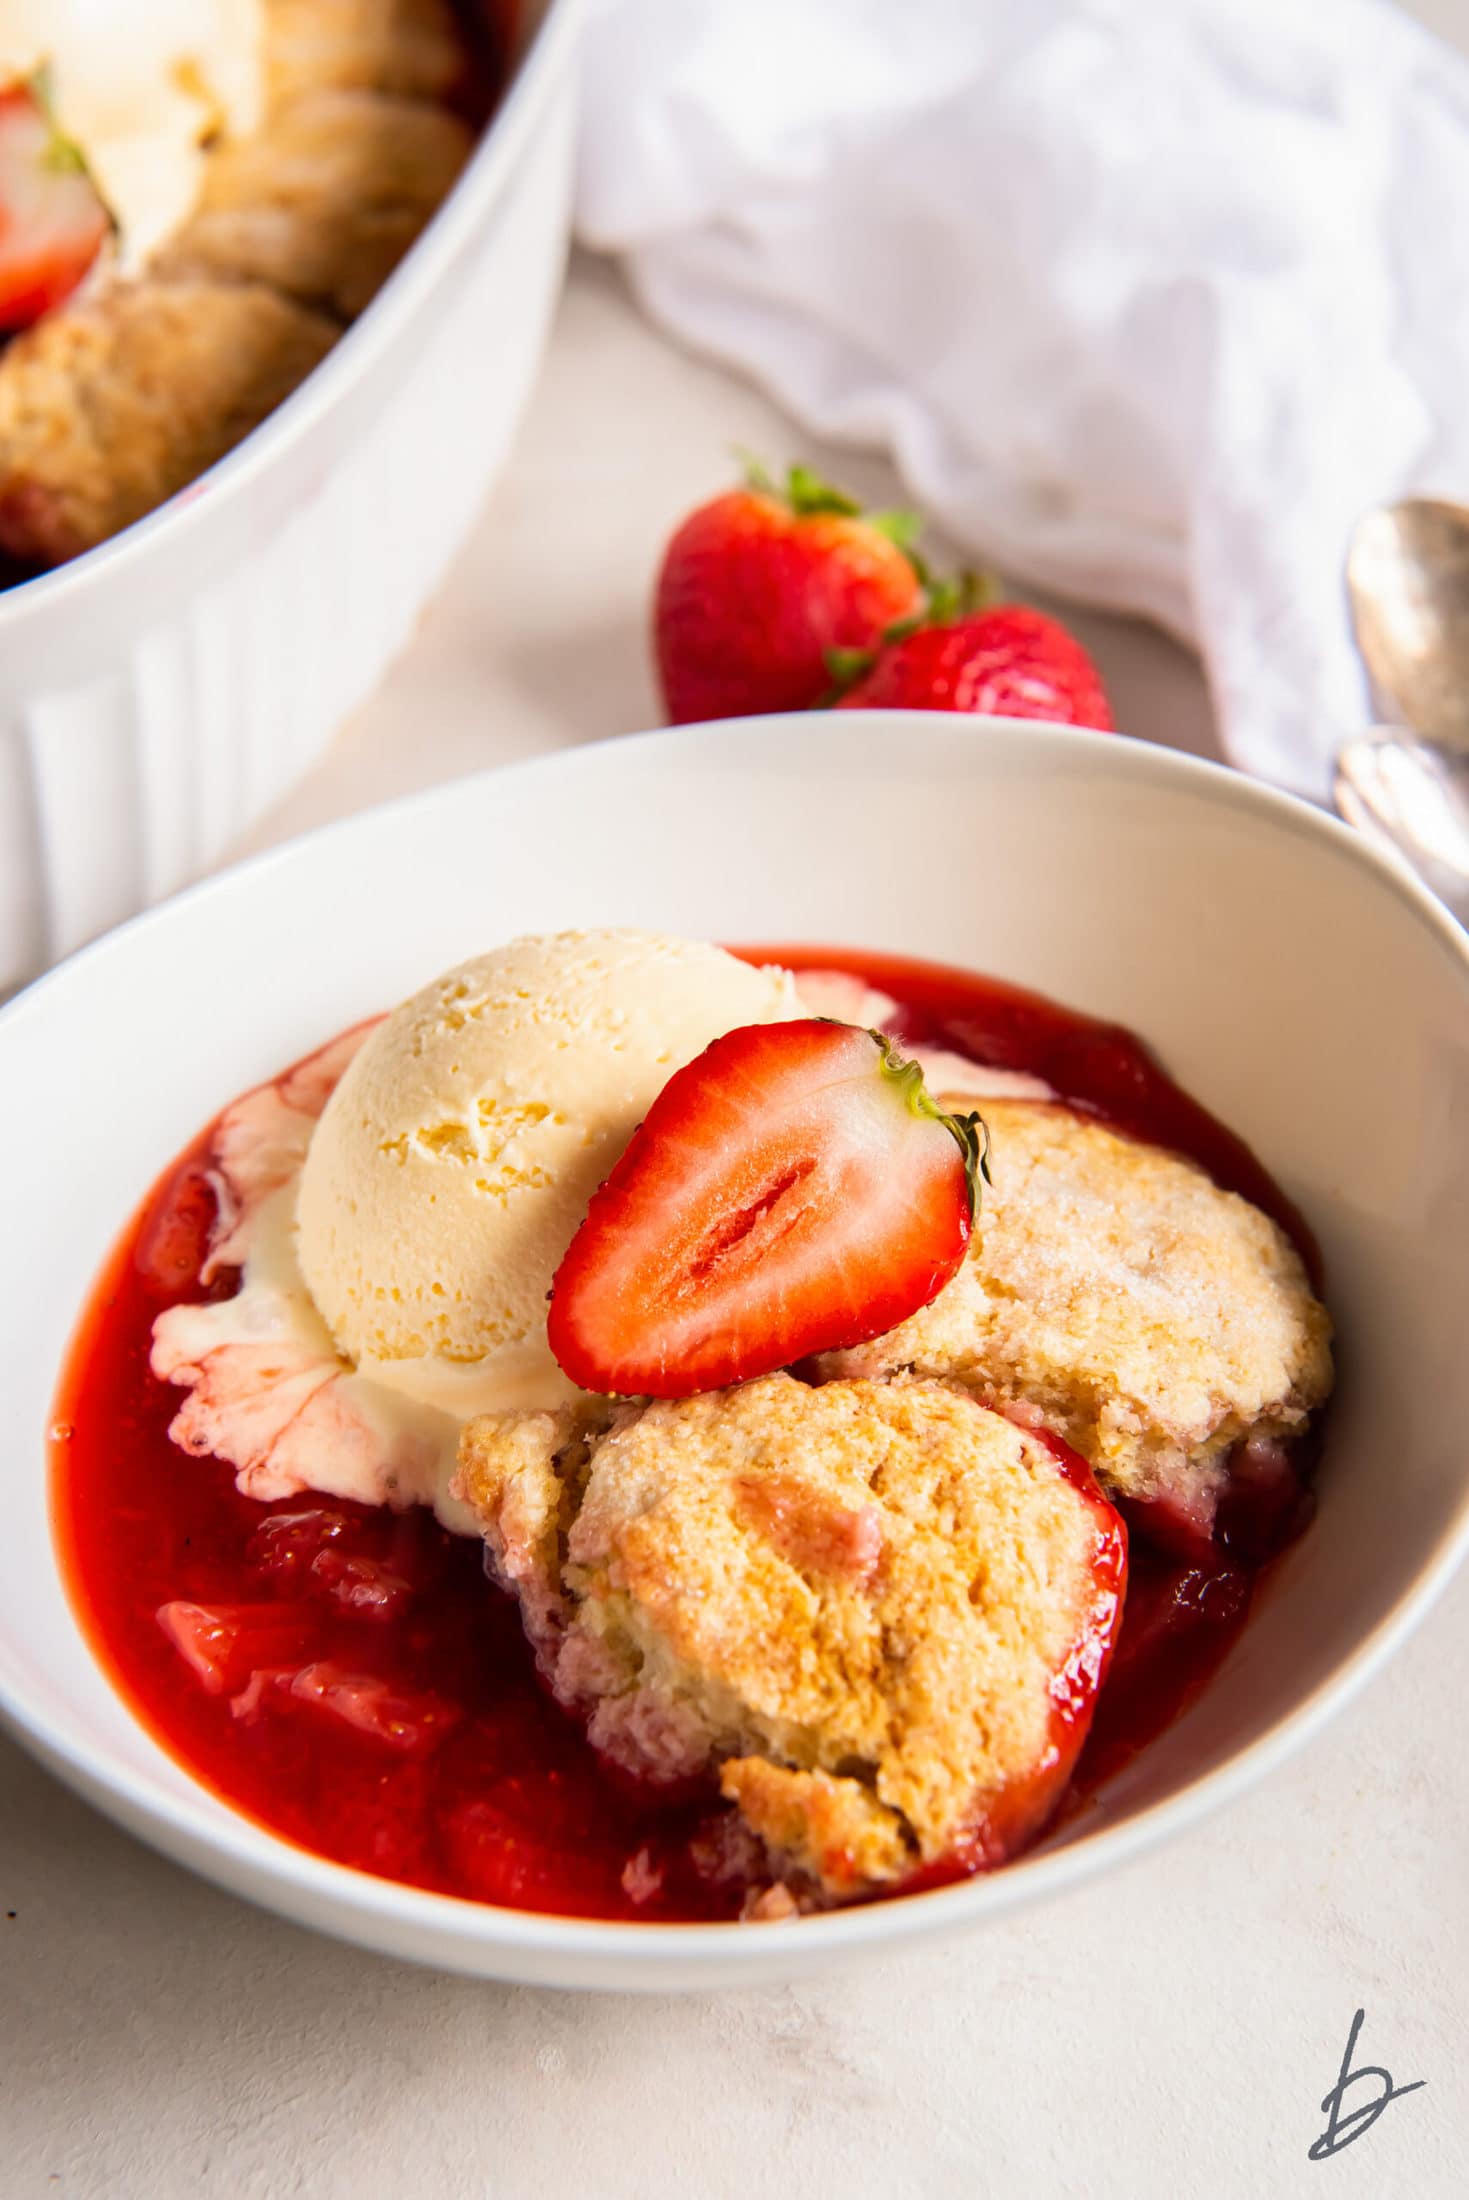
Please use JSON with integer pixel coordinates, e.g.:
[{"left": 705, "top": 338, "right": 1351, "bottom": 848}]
[
  {"left": 835, "top": 602, "right": 1114, "bottom": 731},
  {"left": 653, "top": 458, "right": 1115, "bottom": 733}
]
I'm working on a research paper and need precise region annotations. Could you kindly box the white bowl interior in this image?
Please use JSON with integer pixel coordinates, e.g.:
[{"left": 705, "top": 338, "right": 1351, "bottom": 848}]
[{"left": 3, "top": 712, "right": 1468, "bottom": 1989}]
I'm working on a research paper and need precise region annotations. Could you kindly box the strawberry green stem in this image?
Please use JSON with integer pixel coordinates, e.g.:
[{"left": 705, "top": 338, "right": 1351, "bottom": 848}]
[
  {"left": 872, "top": 1031, "right": 991, "bottom": 1220},
  {"left": 732, "top": 449, "right": 923, "bottom": 542}
]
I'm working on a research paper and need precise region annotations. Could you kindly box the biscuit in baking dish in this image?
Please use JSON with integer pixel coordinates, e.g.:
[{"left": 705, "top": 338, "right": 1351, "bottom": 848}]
[
  {"left": 0, "top": 281, "right": 337, "bottom": 565},
  {"left": 0, "top": 0, "right": 478, "bottom": 571},
  {"left": 455, "top": 1373, "right": 1124, "bottom": 1904},
  {"left": 155, "top": 90, "right": 473, "bottom": 321},
  {"left": 264, "top": 0, "right": 469, "bottom": 105}
]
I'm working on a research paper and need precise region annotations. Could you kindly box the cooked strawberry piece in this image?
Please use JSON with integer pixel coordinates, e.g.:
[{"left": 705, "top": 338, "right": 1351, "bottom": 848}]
[
  {"left": 308, "top": 1550, "right": 415, "bottom": 1623},
  {"left": 0, "top": 73, "right": 110, "bottom": 330},
  {"left": 287, "top": 1664, "right": 459, "bottom": 1751},
  {"left": 231, "top": 1661, "right": 460, "bottom": 1753},
  {"left": 1124, "top": 1433, "right": 1311, "bottom": 1566},
  {"left": 837, "top": 604, "right": 1114, "bottom": 731},
  {"left": 227, "top": 1664, "right": 300, "bottom": 1722},
  {"left": 246, "top": 1505, "right": 362, "bottom": 1586},
  {"left": 1215, "top": 1433, "right": 1314, "bottom": 1563},
  {"left": 1076, "top": 1546, "right": 1249, "bottom": 1792},
  {"left": 199, "top": 1018, "right": 377, "bottom": 1277},
  {"left": 655, "top": 460, "right": 924, "bottom": 723},
  {"left": 1126, "top": 1480, "right": 1219, "bottom": 1565},
  {"left": 620, "top": 1844, "right": 666, "bottom": 1907},
  {"left": 547, "top": 1019, "right": 987, "bottom": 1397},
  {"left": 133, "top": 1162, "right": 217, "bottom": 1297},
  {"left": 155, "top": 1600, "right": 315, "bottom": 1696},
  {"left": 276, "top": 1018, "right": 380, "bottom": 1119},
  {"left": 201, "top": 1086, "right": 318, "bottom": 1279},
  {"left": 731, "top": 1472, "right": 883, "bottom": 1588}
]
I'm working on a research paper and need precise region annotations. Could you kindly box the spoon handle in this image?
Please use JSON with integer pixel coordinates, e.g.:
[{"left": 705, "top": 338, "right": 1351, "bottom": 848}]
[{"left": 1334, "top": 729, "right": 1469, "bottom": 929}]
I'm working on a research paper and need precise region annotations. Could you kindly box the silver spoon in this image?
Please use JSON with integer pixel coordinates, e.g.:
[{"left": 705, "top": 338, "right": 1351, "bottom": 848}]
[{"left": 1334, "top": 497, "right": 1469, "bottom": 924}]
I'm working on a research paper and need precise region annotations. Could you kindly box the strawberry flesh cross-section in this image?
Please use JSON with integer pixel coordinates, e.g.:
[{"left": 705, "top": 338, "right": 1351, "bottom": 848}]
[
  {"left": 547, "top": 1019, "right": 988, "bottom": 1397},
  {"left": 0, "top": 71, "right": 111, "bottom": 330}
]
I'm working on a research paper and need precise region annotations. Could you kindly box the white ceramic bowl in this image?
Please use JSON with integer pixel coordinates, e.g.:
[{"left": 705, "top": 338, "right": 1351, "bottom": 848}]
[
  {"left": 3, "top": 712, "right": 1468, "bottom": 1992},
  {"left": 0, "top": 0, "right": 581, "bottom": 998}
]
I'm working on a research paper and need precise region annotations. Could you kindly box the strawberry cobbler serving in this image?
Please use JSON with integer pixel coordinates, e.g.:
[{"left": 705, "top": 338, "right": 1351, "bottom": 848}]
[{"left": 51, "top": 931, "right": 1332, "bottom": 1922}]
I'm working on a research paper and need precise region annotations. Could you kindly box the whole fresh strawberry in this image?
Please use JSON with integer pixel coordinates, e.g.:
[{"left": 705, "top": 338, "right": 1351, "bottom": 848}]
[
  {"left": 547, "top": 1018, "right": 988, "bottom": 1398},
  {"left": 0, "top": 70, "right": 111, "bottom": 331},
  {"left": 836, "top": 600, "right": 1114, "bottom": 731},
  {"left": 654, "top": 460, "right": 926, "bottom": 724}
]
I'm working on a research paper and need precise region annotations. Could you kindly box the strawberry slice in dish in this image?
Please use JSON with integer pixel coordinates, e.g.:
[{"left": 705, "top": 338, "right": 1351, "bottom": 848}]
[
  {"left": 156, "top": 1600, "right": 316, "bottom": 1697},
  {"left": 547, "top": 1019, "right": 988, "bottom": 1397},
  {"left": 0, "top": 71, "right": 111, "bottom": 330},
  {"left": 230, "top": 1662, "right": 461, "bottom": 1754}
]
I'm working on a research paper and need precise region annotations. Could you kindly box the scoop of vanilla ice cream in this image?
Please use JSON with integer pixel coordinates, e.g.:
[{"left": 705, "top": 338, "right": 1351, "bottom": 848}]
[
  {"left": 0, "top": 0, "right": 263, "bottom": 267},
  {"left": 296, "top": 931, "right": 803, "bottom": 1415}
]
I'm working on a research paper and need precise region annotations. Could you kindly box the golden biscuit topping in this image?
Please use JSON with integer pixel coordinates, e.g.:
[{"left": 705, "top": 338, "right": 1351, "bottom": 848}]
[
  {"left": 822, "top": 1100, "right": 1333, "bottom": 1535},
  {"left": 456, "top": 1373, "right": 1124, "bottom": 1902}
]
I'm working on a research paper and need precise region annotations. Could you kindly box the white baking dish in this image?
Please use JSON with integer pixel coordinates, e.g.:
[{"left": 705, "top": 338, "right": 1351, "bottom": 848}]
[{"left": 0, "top": 0, "right": 581, "bottom": 996}]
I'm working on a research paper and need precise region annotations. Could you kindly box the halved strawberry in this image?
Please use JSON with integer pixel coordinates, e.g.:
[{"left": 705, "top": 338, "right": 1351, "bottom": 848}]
[
  {"left": 0, "top": 72, "right": 111, "bottom": 331},
  {"left": 547, "top": 1020, "right": 988, "bottom": 1398}
]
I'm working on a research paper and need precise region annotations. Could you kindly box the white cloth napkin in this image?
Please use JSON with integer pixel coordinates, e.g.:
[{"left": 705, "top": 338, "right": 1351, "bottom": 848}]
[{"left": 575, "top": 0, "right": 1469, "bottom": 799}]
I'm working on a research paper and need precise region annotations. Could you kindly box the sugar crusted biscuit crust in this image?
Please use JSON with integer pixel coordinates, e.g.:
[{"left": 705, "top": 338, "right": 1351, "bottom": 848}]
[
  {"left": 820, "top": 1101, "right": 1333, "bottom": 1534},
  {"left": 0, "top": 1, "right": 475, "bottom": 570},
  {"left": 0, "top": 282, "right": 337, "bottom": 564},
  {"left": 456, "top": 1374, "right": 1123, "bottom": 1901},
  {"left": 264, "top": 0, "right": 469, "bottom": 106},
  {"left": 156, "top": 91, "right": 473, "bottom": 321}
]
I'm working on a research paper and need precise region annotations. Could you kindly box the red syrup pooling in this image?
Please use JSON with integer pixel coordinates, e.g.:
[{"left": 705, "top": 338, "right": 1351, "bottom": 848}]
[
  {"left": 53, "top": 1133, "right": 730, "bottom": 1921},
  {"left": 51, "top": 948, "right": 1321, "bottom": 1920}
]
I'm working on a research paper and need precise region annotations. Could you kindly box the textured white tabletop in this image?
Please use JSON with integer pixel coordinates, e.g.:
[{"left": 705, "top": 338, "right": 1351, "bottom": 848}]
[{"left": 5, "top": 240, "right": 1468, "bottom": 2197}]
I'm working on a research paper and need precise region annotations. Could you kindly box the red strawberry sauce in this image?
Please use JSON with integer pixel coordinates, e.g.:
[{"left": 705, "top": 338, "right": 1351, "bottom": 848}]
[{"left": 49, "top": 948, "right": 1319, "bottom": 1922}]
